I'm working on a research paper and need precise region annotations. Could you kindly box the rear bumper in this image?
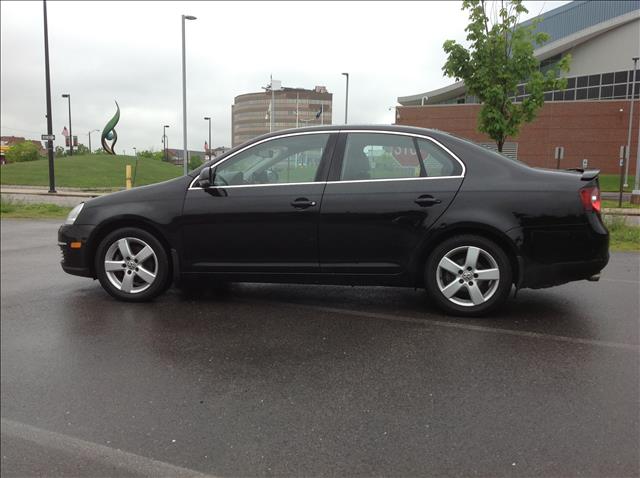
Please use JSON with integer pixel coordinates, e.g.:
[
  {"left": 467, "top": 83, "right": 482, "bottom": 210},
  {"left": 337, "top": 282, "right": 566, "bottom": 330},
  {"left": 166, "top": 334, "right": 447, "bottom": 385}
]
[
  {"left": 513, "top": 217, "right": 609, "bottom": 289},
  {"left": 519, "top": 253, "right": 609, "bottom": 289},
  {"left": 58, "top": 224, "right": 96, "bottom": 278}
]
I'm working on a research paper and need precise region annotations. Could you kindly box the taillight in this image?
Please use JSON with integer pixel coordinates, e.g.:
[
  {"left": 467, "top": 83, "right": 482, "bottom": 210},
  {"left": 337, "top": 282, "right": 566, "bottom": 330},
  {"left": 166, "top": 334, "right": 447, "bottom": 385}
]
[{"left": 580, "top": 186, "right": 601, "bottom": 213}]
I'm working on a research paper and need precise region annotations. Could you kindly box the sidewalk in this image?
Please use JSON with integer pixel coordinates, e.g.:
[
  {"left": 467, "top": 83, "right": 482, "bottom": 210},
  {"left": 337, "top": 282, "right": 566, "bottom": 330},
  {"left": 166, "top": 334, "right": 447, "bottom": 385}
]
[{"left": 1, "top": 187, "right": 109, "bottom": 207}]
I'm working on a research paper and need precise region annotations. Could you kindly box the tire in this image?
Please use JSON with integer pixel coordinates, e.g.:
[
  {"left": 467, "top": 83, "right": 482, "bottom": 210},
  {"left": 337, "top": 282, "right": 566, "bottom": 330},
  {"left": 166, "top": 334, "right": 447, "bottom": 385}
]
[
  {"left": 425, "top": 234, "right": 512, "bottom": 317},
  {"left": 95, "top": 227, "right": 170, "bottom": 302}
]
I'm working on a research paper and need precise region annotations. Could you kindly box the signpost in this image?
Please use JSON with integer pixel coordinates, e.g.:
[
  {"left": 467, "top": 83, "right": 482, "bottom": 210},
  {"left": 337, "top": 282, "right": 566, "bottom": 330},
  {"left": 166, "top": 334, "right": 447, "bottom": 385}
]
[
  {"left": 618, "top": 146, "right": 626, "bottom": 207},
  {"left": 41, "top": 134, "right": 55, "bottom": 141},
  {"left": 554, "top": 146, "right": 564, "bottom": 169}
]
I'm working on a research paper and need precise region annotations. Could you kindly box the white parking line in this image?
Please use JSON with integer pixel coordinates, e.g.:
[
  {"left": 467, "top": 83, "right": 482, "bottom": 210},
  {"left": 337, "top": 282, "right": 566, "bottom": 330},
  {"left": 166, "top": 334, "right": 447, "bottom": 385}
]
[
  {"left": 253, "top": 300, "right": 639, "bottom": 352},
  {"left": 1, "top": 418, "right": 218, "bottom": 478}
]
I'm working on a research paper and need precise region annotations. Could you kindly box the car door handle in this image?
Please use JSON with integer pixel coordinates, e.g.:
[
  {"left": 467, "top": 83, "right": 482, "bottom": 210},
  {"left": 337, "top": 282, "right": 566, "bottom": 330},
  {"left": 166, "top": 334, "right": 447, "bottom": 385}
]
[
  {"left": 415, "top": 195, "right": 442, "bottom": 207},
  {"left": 291, "top": 198, "right": 317, "bottom": 209}
]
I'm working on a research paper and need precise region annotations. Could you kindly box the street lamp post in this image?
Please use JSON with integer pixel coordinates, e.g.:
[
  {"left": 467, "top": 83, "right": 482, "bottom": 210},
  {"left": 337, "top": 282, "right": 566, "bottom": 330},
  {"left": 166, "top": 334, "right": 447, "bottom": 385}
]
[
  {"left": 342, "top": 72, "right": 349, "bottom": 124},
  {"left": 42, "top": 0, "right": 55, "bottom": 193},
  {"left": 163, "top": 125, "right": 170, "bottom": 162},
  {"left": 626, "top": 57, "right": 640, "bottom": 204},
  {"left": 623, "top": 57, "right": 639, "bottom": 189},
  {"left": 181, "top": 14, "right": 197, "bottom": 175},
  {"left": 62, "top": 93, "right": 72, "bottom": 156},
  {"left": 204, "top": 116, "right": 211, "bottom": 160},
  {"left": 87, "top": 129, "right": 99, "bottom": 154}
]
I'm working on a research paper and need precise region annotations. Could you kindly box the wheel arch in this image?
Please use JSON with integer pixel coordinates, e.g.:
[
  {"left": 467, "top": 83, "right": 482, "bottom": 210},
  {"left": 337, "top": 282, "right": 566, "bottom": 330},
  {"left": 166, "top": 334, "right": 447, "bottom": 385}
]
[
  {"left": 87, "top": 217, "right": 174, "bottom": 279},
  {"left": 414, "top": 223, "right": 520, "bottom": 288}
]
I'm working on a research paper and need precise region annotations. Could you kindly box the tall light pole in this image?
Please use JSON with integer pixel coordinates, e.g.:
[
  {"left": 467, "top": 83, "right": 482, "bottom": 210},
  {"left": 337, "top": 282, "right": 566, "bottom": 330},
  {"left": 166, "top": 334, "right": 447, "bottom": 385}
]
[
  {"left": 630, "top": 57, "right": 640, "bottom": 204},
  {"left": 624, "top": 57, "right": 639, "bottom": 189},
  {"left": 87, "top": 129, "right": 99, "bottom": 154},
  {"left": 62, "top": 93, "right": 72, "bottom": 156},
  {"left": 181, "top": 14, "right": 197, "bottom": 174},
  {"left": 204, "top": 116, "right": 211, "bottom": 160},
  {"left": 342, "top": 72, "right": 349, "bottom": 124},
  {"left": 163, "top": 125, "right": 170, "bottom": 162},
  {"left": 43, "top": 0, "right": 55, "bottom": 193}
]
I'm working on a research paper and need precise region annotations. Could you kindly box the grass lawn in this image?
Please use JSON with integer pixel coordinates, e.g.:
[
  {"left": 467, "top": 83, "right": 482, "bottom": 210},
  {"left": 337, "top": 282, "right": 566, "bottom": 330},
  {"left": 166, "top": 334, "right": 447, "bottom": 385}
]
[
  {"left": 598, "top": 174, "right": 635, "bottom": 193},
  {"left": 0, "top": 154, "right": 182, "bottom": 189},
  {"left": 601, "top": 200, "right": 640, "bottom": 209},
  {"left": 603, "top": 216, "right": 640, "bottom": 252},
  {"left": 1, "top": 198, "right": 72, "bottom": 219}
]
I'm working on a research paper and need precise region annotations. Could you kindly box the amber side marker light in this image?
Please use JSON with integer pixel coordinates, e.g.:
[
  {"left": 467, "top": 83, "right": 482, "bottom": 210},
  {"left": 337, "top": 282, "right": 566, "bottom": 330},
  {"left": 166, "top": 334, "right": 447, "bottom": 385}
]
[{"left": 70, "top": 242, "right": 82, "bottom": 249}]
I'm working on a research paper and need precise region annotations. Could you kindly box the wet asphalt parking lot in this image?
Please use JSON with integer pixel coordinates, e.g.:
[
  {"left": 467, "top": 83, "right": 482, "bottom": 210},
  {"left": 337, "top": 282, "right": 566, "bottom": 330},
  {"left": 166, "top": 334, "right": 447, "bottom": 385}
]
[{"left": 1, "top": 219, "right": 639, "bottom": 477}]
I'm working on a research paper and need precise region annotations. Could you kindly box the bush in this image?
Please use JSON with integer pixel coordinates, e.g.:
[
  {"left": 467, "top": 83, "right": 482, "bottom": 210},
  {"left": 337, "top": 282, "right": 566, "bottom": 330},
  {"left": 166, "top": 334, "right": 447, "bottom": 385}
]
[
  {"left": 5, "top": 142, "right": 40, "bottom": 163},
  {"left": 189, "top": 154, "right": 203, "bottom": 171}
]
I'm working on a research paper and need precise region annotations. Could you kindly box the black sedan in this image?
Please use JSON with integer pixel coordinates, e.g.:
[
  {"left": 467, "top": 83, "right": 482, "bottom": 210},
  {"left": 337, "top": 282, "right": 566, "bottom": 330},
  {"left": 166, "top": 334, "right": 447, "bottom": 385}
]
[{"left": 58, "top": 125, "right": 608, "bottom": 316}]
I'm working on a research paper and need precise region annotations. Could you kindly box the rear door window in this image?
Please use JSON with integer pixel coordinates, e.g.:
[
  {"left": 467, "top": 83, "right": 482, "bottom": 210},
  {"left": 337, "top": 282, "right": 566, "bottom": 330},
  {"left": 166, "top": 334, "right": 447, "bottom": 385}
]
[{"left": 340, "top": 133, "right": 424, "bottom": 181}]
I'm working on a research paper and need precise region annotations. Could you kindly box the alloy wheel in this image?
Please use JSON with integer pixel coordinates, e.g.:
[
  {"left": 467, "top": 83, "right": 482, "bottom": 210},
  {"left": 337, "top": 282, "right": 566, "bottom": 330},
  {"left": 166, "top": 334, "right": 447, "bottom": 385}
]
[
  {"left": 436, "top": 245, "right": 500, "bottom": 307},
  {"left": 104, "top": 237, "right": 158, "bottom": 294}
]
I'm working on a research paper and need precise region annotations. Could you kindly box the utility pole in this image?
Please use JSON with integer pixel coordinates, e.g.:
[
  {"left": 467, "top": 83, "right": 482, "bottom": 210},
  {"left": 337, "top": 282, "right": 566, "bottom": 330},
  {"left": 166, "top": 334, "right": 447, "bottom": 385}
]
[
  {"left": 87, "top": 129, "right": 98, "bottom": 154},
  {"left": 204, "top": 116, "right": 211, "bottom": 160},
  {"left": 163, "top": 125, "right": 169, "bottom": 162},
  {"left": 42, "top": 0, "right": 55, "bottom": 193},
  {"left": 623, "top": 57, "right": 638, "bottom": 188},
  {"left": 62, "top": 94, "right": 72, "bottom": 155},
  {"left": 181, "top": 14, "right": 197, "bottom": 175},
  {"left": 342, "top": 72, "right": 349, "bottom": 124}
]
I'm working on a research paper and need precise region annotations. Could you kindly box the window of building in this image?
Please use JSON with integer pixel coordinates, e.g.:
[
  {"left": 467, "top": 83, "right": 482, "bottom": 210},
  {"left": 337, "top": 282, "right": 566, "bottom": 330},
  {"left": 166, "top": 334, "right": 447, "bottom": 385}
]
[
  {"left": 588, "top": 74, "right": 600, "bottom": 86},
  {"left": 602, "top": 73, "right": 614, "bottom": 85},
  {"left": 577, "top": 76, "right": 588, "bottom": 88},
  {"left": 614, "top": 71, "right": 629, "bottom": 84}
]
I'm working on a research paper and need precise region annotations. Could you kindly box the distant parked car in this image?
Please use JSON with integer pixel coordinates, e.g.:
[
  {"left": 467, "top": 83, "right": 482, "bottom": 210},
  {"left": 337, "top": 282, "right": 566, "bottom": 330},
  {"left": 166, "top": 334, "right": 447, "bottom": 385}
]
[{"left": 58, "top": 125, "right": 608, "bottom": 316}]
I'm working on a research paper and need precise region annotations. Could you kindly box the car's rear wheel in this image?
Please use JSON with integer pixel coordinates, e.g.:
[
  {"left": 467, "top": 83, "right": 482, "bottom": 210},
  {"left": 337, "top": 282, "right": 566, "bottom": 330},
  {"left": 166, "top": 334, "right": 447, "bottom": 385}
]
[
  {"left": 425, "top": 235, "right": 512, "bottom": 317},
  {"left": 95, "top": 227, "right": 169, "bottom": 302}
]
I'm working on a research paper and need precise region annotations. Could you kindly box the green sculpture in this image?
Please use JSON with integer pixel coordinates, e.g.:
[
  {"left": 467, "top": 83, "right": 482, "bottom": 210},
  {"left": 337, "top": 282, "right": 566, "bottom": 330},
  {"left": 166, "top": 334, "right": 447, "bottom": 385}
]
[{"left": 101, "top": 101, "right": 120, "bottom": 155}]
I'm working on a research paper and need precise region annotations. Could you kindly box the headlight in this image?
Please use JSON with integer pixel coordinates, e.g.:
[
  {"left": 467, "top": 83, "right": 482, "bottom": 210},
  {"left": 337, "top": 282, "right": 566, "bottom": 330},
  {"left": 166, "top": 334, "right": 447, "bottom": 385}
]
[{"left": 65, "top": 203, "right": 85, "bottom": 225}]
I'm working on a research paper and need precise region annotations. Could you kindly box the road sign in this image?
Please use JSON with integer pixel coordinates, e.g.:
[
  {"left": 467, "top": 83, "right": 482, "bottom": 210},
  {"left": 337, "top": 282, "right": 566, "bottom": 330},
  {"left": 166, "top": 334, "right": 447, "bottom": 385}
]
[
  {"left": 41, "top": 134, "right": 55, "bottom": 141},
  {"left": 554, "top": 146, "right": 564, "bottom": 160}
]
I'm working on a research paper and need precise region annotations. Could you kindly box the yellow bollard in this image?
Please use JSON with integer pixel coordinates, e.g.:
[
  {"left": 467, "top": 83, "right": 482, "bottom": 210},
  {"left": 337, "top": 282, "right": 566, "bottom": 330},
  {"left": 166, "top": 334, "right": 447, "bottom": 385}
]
[{"left": 125, "top": 164, "right": 132, "bottom": 190}]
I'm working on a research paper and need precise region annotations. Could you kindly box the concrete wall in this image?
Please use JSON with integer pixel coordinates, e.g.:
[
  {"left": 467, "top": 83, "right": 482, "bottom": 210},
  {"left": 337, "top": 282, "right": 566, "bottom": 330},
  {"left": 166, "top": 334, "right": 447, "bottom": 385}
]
[{"left": 397, "top": 100, "right": 639, "bottom": 175}]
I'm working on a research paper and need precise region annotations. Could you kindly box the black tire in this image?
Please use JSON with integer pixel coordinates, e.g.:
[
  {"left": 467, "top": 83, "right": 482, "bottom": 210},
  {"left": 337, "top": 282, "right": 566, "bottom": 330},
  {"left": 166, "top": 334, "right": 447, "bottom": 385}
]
[
  {"left": 425, "top": 234, "right": 512, "bottom": 317},
  {"left": 95, "top": 227, "right": 170, "bottom": 302}
]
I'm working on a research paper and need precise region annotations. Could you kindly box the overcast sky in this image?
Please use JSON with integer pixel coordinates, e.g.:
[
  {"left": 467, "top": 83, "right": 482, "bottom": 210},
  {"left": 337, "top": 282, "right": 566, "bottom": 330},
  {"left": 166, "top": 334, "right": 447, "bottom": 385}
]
[{"left": 1, "top": 1, "right": 568, "bottom": 154}]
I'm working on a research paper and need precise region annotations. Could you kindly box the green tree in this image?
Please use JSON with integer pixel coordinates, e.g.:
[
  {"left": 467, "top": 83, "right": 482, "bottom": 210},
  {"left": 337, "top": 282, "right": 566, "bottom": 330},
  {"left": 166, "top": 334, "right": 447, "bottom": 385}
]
[
  {"left": 442, "top": 0, "right": 570, "bottom": 152},
  {"left": 189, "top": 154, "right": 203, "bottom": 171},
  {"left": 75, "top": 143, "right": 90, "bottom": 155},
  {"left": 6, "top": 142, "right": 40, "bottom": 163},
  {"left": 93, "top": 147, "right": 105, "bottom": 155}
]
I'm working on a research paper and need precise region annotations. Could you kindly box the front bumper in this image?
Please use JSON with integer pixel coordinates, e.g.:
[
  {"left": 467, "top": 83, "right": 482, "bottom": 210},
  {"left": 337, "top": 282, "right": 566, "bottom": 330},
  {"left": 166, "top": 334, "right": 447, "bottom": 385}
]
[{"left": 58, "top": 224, "right": 96, "bottom": 278}]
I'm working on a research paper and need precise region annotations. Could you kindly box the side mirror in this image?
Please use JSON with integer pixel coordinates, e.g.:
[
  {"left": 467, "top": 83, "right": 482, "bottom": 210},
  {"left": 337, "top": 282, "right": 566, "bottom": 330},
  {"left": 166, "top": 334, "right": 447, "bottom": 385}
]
[{"left": 198, "top": 167, "right": 213, "bottom": 188}]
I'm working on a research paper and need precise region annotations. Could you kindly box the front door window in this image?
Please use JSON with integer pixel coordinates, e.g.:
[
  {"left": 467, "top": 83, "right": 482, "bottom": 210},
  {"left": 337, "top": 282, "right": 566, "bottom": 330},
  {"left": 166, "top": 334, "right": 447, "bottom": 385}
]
[{"left": 213, "top": 133, "right": 330, "bottom": 186}]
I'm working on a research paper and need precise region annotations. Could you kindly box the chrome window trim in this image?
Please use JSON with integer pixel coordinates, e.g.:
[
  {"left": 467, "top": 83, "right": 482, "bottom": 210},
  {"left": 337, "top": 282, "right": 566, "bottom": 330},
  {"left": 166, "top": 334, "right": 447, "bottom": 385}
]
[{"left": 188, "top": 129, "right": 466, "bottom": 190}]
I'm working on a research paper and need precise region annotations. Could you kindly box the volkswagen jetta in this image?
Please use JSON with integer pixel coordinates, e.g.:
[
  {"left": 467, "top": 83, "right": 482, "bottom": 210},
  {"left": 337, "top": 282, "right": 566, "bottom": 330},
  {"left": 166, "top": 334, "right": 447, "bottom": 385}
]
[{"left": 59, "top": 125, "right": 608, "bottom": 316}]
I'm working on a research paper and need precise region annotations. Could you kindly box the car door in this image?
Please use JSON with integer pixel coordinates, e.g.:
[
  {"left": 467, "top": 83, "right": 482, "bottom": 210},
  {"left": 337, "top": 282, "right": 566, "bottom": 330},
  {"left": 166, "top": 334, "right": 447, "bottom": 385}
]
[
  {"left": 181, "top": 132, "right": 336, "bottom": 274},
  {"left": 318, "top": 131, "right": 465, "bottom": 276}
]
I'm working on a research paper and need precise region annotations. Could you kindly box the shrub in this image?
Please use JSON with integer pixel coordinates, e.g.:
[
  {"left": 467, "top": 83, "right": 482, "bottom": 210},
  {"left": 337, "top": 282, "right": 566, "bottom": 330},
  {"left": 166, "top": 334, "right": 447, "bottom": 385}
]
[{"left": 5, "top": 142, "right": 40, "bottom": 163}]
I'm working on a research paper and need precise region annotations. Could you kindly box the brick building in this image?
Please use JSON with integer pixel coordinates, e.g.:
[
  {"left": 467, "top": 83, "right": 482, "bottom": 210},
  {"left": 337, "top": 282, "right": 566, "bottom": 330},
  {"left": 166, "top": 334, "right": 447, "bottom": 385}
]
[
  {"left": 396, "top": 1, "right": 640, "bottom": 176},
  {"left": 232, "top": 84, "right": 332, "bottom": 147}
]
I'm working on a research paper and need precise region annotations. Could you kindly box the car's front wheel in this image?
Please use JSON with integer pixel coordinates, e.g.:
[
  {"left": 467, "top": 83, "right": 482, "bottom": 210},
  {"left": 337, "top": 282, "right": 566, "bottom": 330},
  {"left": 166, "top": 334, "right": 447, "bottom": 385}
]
[
  {"left": 95, "top": 227, "right": 169, "bottom": 302},
  {"left": 425, "top": 235, "right": 512, "bottom": 317}
]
